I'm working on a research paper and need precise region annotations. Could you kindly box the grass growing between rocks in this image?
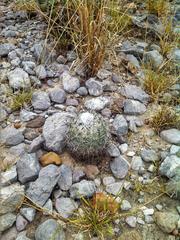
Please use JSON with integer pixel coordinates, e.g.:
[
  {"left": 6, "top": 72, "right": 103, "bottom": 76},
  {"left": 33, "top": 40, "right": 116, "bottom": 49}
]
[
  {"left": 146, "top": 0, "right": 170, "bottom": 17},
  {"left": 9, "top": 89, "right": 33, "bottom": 111},
  {"left": 149, "top": 105, "right": 180, "bottom": 133}
]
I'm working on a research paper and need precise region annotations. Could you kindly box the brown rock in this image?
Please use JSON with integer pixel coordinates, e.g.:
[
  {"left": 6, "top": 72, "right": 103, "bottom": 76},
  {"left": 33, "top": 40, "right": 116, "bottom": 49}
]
[
  {"left": 84, "top": 165, "right": 100, "bottom": 180},
  {"left": 24, "top": 128, "right": 40, "bottom": 140},
  {"left": 26, "top": 116, "right": 45, "bottom": 128},
  {"left": 14, "top": 122, "right": 21, "bottom": 129},
  {"left": 40, "top": 152, "right": 62, "bottom": 166}
]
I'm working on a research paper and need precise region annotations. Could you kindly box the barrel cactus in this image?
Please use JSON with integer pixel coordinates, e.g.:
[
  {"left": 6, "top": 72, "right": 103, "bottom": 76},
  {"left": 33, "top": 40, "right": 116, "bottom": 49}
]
[{"left": 66, "top": 111, "right": 109, "bottom": 158}]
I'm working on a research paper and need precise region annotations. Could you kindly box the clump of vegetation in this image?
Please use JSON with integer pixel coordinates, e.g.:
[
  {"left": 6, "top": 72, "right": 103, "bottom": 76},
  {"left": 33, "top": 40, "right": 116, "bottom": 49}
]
[
  {"left": 146, "top": 0, "right": 170, "bottom": 17},
  {"left": 10, "top": 90, "right": 33, "bottom": 111},
  {"left": 149, "top": 105, "right": 180, "bottom": 133},
  {"left": 14, "top": 0, "right": 39, "bottom": 12},
  {"left": 143, "top": 68, "right": 176, "bottom": 101},
  {"left": 66, "top": 112, "right": 109, "bottom": 158},
  {"left": 166, "top": 178, "right": 180, "bottom": 200}
]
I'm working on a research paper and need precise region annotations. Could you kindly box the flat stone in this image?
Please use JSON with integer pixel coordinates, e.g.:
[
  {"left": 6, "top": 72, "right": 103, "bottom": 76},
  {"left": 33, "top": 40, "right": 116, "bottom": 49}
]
[
  {"left": 140, "top": 149, "right": 159, "bottom": 162},
  {"left": 55, "top": 197, "right": 78, "bottom": 218},
  {"left": 0, "top": 183, "right": 24, "bottom": 215},
  {"left": 0, "top": 43, "right": 15, "bottom": 57},
  {"left": 85, "top": 78, "right": 103, "bottom": 96},
  {"left": 160, "top": 129, "right": 180, "bottom": 145},
  {"left": 49, "top": 88, "right": 66, "bottom": 104},
  {"left": 110, "top": 156, "right": 130, "bottom": 179},
  {"left": 32, "top": 91, "right": 51, "bottom": 110},
  {"left": 0, "top": 126, "right": 24, "bottom": 146},
  {"left": 20, "top": 207, "right": 36, "bottom": 222},
  {"left": 155, "top": 212, "right": 179, "bottom": 233},
  {"left": 0, "top": 213, "right": 16, "bottom": 233},
  {"left": 8, "top": 68, "right": 31, "bottom": 89},
  {"left": 123, "top": 99, "right": 146, "bottom": 115},
  {"left": 159, "top": 155, "right": 180, "bottom": 178},
  {"left": 106, "top": 181, "right": 124, "bottom": 195},
  {"left": 61, "top": 71, "right": 80, "bottom": 93},
  {"left": 1, "top": 165, "right": 17, "bottom": 186},
  {"left": 58, "top": 164, "right": 72, "bottom": 190},
  {"left": 84, "top": 96, "right": 111, "bottom": 111},
  {"left": 26, "top": 116, "right": 45, "bottom": 128},
  {"left": 17, "top": 153, "right": 40, "bottom": 184},
  {"left": 70, "top": 180, "right": 96, "bottom": 199},
  {"left": 103, "top": 176, "right": 115, "bottom": 185},
  {"left": 16, "top": 215, "right": 28, "bottom": 232},
  {"left": 26, "top": 164, "right": 61, "bottom": 206},
  {"left": 35, "top": 219, "right": 65, "bottom": 240},
  {"left": 126, "top": 216, "right": 137, "bottom": 228},
  {"left": 20, "top": 109, "right": 37, "bottom": 122},
  {"left": 120, "top": 84, "right": 149, "bottom": 103},
  {"left": 43, "top": 112, "right": 74, "bottom": 152},
  {"left": 112, "top": 114, "right": 128, "bottom": 136}
]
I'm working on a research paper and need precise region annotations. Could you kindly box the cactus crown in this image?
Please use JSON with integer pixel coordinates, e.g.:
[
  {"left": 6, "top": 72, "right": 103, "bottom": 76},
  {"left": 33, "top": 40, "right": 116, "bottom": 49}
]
[{"left": 66, "top": 111, "right": 109, "bottom": 158}]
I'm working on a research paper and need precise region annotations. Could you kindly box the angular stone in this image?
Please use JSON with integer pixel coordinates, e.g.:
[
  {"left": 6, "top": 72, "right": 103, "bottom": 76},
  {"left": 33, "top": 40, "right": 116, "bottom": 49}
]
[
  {"left": 160, "top": 129, "right": 180, "bottom": 145},
  {"left": 107, "top": 142, "right": 120, "bottom": 157},
  {"left": 35, "top": 219, "right": 65, "bottom": 240},
  {"left": 55, "top": 197, "right": 78, "bottom": 218},
  {"left": 26, "top": 164, "right": 60, "bottom": 206},
  {"left": 17, "top": 153, "right": 40, "bottom": 184},
  {"left": 97, "top": 69, "right": 112, "bottom": 80},
  {"left": 28, "top": 135, "right": 44, "bottom": 153},
  {"left": 0, "top": 43, "right": 15, "bottom": 57},
  {"left": 123, "top": 99, "right": 146, "bottom": 115},
  {"left": 120, "top": 84, "right": 149, "bottom": 103},
  {"left": 0, "top": 213, "right": 16, "bottom": 233},
  {"left": 16, "top": 215, "right": 28, "bottom": 232},
  {"left": 8, "top": 68, "right": 31, "bottom": 89},
  {"left": 0, "top": 184, "right": 24, "bottom": 215},
  {"left": 72, "top": 167, "right": 85, "bottom": 183},
  {"left": 131, "top": 156, "right": 144, "bottom": 171},
  {"left": 0, "top": 226, "right": 18, "bottom": 240},
  {"left": 20, "top": 109, "right": 37, "bottom": 122},
  {"left": 35, "top": 65, "right": 47, "bottom": 80},
  {"left": 20, "top": 207, "right": 36, "bottom": 222},
  {"left": 121, "top": 200, "right": 132, "bottom": 211},
  {"left": 70, "top": 180, "right": 96, "bottom": 199},
  {"left": 85, "top": 78, "right": 103, "bottom": 96},
  {"left": 110, "top": 156, "right": 130, "bottom": 179},
  {"left": 0, "top": 126, "right": 24, "bottom": 146},
  {"left": 58, "top": 164, "right": 72, "bottom": 190},
  {"left": 43, "top": 112, "right": 74, "bottom": 152},
  {"left": 32, "top": 91, "right": 51, "bottom": 110},
  {"left": 141, "top": 148, "right": 159, "bottom": 162},
  {"left": 1, "top": 165, "right": 17, "bottom": 186},
  {"left": 144, "top": 50, "right": 163, "bottom": 69},
  {"left": 49, "top": 88, "right": 66, "bottom": 104},
  {"left": 126, "top": 216, "right": 137, "bottom": 228},
  {"left": 112, "top": 114, "right": 128, "bottom": 136},
  {"left": 61, "top": 71, "right": 80, "bottom": 93},
  {"left": 84, "top": 96, "right": 111, "bottom": 111},
  {"left": 106, "top": 181, "right": 124, "bottom": 195},
  {"left": 159, "top": 155, "right": 180, "bottom": 178}
]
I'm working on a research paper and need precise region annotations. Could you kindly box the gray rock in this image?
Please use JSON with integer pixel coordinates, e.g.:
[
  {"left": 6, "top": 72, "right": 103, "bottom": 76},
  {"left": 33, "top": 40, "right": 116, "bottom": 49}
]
[
  {"left": 0, "top": 43, "right": 15, "bottom": 57},
  {"left": 0, "top": 213, "right": 16, "bottom": 233},
  {"left": 141, "top": 148, "right": 159, "bottom": 162},
  {"left": 61, "top": 71, "right": 80, "bottom": 93},
  {"left": 32, "top": 91, "right": 51, "bottom": 110},
  {"left": 126, "top": 115, "right": 144, "bottom": 132},
  {"left": 17, "top": 153, "right": 40, "bottom": 184},
  {"left": 28, "top": 135, "right": 44, "bottom": 153},
  {"left": 131, "top": 156, "right": 144, "bottom": 171},
  {"left": 76, "top": 87, "right": 88, "bottom": 96},
  {"left": 43, "top": 112, "right": 74, "bottom": 152},
  {"left": 8, "top": 68, "right": 31, "bottom": 89},
  {"left": 159, "top": 155, "right": 180, "bottom": 178},
  {"left": 106, "top": 181, "right": 124, "bottom": 195},
  {"left": 0, "top": 107, "right": 7, "bottom": 122},
  {"left": 0, "top": 183, "right": 24, "bottom": 215},
  {"left": 102, "top": 176, "right": 115, "bottom": 185},
  {"left": 55, "top": 197, "right": 78, "bottom": 218},
  {"left": 170, "top": 145, "right": 180, "bottom": 155},
  {"left": 26, "top": 164, "right": 61, "bottom": 206},
  {"left": 125, "top": 216, "right": 137, "bottom": 228},
  {"left": 43, "top": 199, "right": 53, "bottom": 215},
  {"left": 16, "top": 231, "right": 31, "bottom": 240},
  {"left": 49, "top": 88, "right": 66, "bottom": 104},
  {"left": 110, "top": 156, "right": 130, "bottom": 179},
  {"left": 66, "top": 98, "right": 78, "bottom": 106},
  {"left": 160, "top": 129, "right": 180, "bottom": 145},
  {"left": 9, "top": 143, "right": 26, "bottom": 157},
  {"left": 143, "top": 50, "right": 163, "bottom": 69},
  {"left": 120, "top": 84, "right": 149, "bottom": 103},
  {"left": 35, "top": 219, "right": 65, "bottom": 240},
  {"left": 107, "top": 142, "right": 120, "bottom": 157},
  {"left": 20, "top": 208, "right": 36, "bottom": 222},
  {"left": 112, "top": 114, "right": 128, "bottom": 136},
  {"left": 0, "top": 226, "right": 18, "bottom": 240},
  {"left": 1, "top": 165, "right": 17, "bottom": 186},
  {"left": 155, "top": 212, "right": 179, "bottom": 233},
  {"left": 72, "top": 168, "right": 85, "bottom": 183},
  {"left": 20, "top": 109, "right": 37, "bottom": 122},
  {"left": 84, "top": 96, "right": 111, "bottom": 111},
  {"left": 85, "top": 78, "right": 103, "bottom": 96},
  {"left": 0, "top": 126, "right": 24, "bottom": 146},
  {"left": 123, "top": 99, "right": 146, "bottom": 115},
  {"left": 70, "top": 180, "right": 96, "bottom": 199},
  {"left": 35, "top": 65, "right": 47, "bottom": 80},
  {"left": 97, "top": 69, "right": 112, "bottom": 80},
  {"left": 58, "top": 164, "right": 72, "bottom": 191},
  {"left": 16, "top": 215, "right": 28, "bottom": 232},
  {"left": 126, "top": 54, "right": 141, "bottom": 69},
  {"left": 121, "top": 200, "right": 132, "bottom": 211}
]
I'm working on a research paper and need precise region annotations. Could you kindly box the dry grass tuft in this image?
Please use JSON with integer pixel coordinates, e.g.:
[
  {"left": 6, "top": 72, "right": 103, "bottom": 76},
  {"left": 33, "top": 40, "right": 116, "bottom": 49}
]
[
  {"left": 9, "top": 90, "right": 33, "bottom": 111},
  {"left": 146, "top": 0, "right": 170, "bottom": 17},
  {"left": 149, "top": 105, "right": 180, "bottom": 133}
]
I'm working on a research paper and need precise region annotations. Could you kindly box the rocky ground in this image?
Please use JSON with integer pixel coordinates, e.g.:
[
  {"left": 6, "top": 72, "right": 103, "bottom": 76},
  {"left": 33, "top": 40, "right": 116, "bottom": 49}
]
[{"left": 0, "top": 0, "right": 180, "bottom": 240}]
